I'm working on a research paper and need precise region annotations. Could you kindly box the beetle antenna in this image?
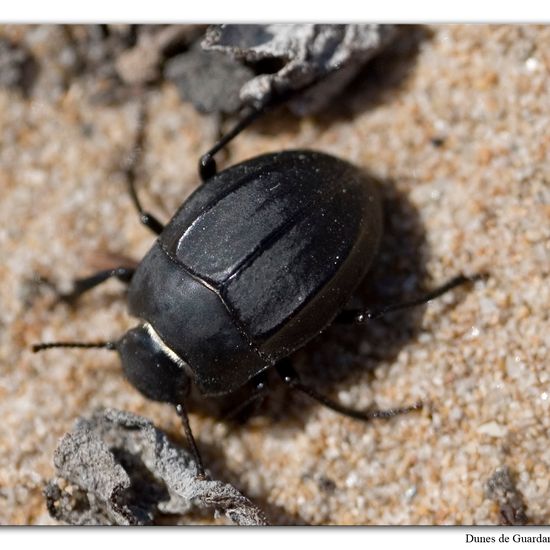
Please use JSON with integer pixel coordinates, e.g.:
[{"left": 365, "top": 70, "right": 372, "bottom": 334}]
[{"left": 32, "top": 341, "right": 117, "bottom": 352}]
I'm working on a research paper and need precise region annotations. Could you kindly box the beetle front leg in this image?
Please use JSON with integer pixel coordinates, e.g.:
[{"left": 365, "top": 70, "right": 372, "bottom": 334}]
[
  {"left": 276, "top": 359, "right": 422, "bottom": 422},
  {"left": 124, "top": 99, "right": 165, "bottom": 235},
  {"left": 176, "top": 402, "right": 206, "bottom": 479}
]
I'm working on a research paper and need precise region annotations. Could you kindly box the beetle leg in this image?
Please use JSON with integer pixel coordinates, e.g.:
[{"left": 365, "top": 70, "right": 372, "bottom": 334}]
[
  {"left": 126, "top": 173, "right": 165, "bottom": 235},
  {"left": 199, "top": 104, "right": 266, "bottom": 182},
  {"left": 198, "top": 86, "right": 310, "bottom": 181},
  {"left": 276, "top": 359, "right": 422, "bottom": 422},
  {"left": 125, "top": 99, "right": 165, "bottom": 235},
  {"left": 336, "top": 273, "right": 487, "bottom": 324},
  {"left": 175, "top": 403, "right": 206, "bottom": 480},
  {"left": 57, "top": 267, "right": 135, "bottom": 304}
]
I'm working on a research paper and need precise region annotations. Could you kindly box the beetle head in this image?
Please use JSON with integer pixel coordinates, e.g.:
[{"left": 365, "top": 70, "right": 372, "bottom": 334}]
[
  {"left": 33, "top": 323, "right": 190, "bottom": 404},
  {"left": 117, "top": 324, "right": 191, "bottom": 404}
]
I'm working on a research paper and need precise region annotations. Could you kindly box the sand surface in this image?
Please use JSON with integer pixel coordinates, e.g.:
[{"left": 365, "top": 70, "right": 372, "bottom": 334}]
[{"left": 0, "top": 24, "right": 548, "bottom": 525}]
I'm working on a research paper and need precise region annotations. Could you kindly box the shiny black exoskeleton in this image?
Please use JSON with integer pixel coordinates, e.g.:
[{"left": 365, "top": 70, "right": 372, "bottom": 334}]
[
  {"left": 124, "top": 150, "right": 381, "bottom": 400},
  {"left": 34, "top": 102, "right": 479, "bottom": 478}
]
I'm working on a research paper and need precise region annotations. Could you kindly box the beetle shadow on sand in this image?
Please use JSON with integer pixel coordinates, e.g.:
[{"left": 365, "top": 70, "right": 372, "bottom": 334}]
[
  {"left": 181, "top": 27, "right": 441, "bottom": 524},
  {"left": 186, "top": 177, "right": 448, "bottom": 525},
  {"left": 199, "top": 177, "right": 432, "bottom": 420},
  {"left": 292, "top": 179, "right": 433, "bottom": 410}
]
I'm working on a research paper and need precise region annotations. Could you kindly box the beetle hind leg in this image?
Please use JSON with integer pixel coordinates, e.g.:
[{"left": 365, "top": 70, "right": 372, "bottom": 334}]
[
  {"left": 336, "top": 273, "right": 488, "bottom": 324},
  {"left": 276, "top": 359, "right": 422, "bottom": 423}
]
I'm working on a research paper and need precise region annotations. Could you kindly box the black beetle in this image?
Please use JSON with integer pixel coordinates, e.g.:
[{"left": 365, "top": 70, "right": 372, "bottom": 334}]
[{"left": 33, "top": 101, "right": 479, "bottom": 477}]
